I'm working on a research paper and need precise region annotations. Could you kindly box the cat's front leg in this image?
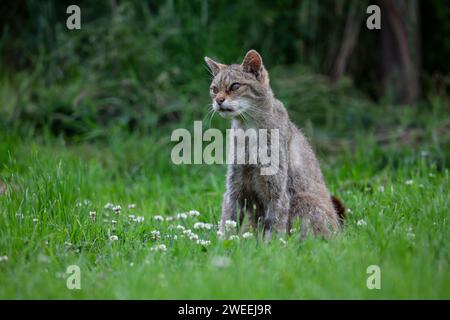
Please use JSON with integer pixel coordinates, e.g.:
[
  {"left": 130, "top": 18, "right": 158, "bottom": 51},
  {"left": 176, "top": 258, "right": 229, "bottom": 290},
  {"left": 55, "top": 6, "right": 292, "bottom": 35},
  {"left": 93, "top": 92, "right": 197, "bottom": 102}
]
[
  {"left": 218, "top": 165, "right": 243, "bottom": 235},
  {"left": 261, "top": 163, "right": 289, "bottom": 240},
  {"left": 264, "top": 194, "right": 290, "bottom": 241}
]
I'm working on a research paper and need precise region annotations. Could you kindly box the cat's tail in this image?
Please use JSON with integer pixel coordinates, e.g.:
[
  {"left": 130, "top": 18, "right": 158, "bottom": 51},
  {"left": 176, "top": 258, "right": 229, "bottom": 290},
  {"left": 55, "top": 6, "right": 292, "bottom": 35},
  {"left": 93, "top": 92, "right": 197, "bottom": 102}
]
[{"left": 331, "top": 195, "right": 346, "bottom": 225}]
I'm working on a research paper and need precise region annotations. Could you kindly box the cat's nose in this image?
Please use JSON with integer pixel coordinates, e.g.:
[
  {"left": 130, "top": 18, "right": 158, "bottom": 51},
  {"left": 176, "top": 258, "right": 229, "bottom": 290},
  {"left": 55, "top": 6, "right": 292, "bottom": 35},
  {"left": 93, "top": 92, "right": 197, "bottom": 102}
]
[{"left": 215, "top": 97, "right": 225, "bottom": 105}]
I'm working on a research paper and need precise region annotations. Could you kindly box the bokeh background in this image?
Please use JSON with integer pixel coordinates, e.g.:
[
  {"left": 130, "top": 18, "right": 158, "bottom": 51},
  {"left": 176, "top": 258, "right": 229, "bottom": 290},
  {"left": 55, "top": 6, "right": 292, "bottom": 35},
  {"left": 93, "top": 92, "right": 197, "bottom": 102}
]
[{"left": 1, "top": 0, "right": 448, "bottom": 142}]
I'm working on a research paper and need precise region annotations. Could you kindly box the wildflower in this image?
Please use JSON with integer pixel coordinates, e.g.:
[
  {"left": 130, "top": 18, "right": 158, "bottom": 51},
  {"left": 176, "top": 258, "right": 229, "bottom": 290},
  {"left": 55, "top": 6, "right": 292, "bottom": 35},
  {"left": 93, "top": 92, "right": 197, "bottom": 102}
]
[
  {"left": 134, "top": 216, "right": 145, "bottom": 223},
  {"left": 89, "top": 211, "right": 96, "bottom": 221},
  {"left": 357, "top": 219, "right": 367, "bottom": 227},
  {"left": 151, "top": 230, "right": 161, "bottom": 240},
  {"left": 165, "top": 216, "right": 174, "bottom": 222},
  {"left": 111, "top": 220, "right": 117, "bottom": 225},
  {"left": 194, "top": 222, "right": 213, "bottom": 230},
  {"left": 0, "top": 255, "right": 8, "bottom": 262},
  {"left": 188, "top": 210, "right": 200, "bottom": 217},
  {"left": 196, "top": 239, "right": 211, "bottom": 246},
  {"left": 211, "top": 256, "right": 231, "bottom": 268},
  {"left": 16, "top": 213, "right": 24, "bottom": 219},
  {"left": 378, "top": 186, "right": 385, "bottom": 193},
  {"left": 176, "top": 225, "right": 185, "bottom": 231},
  {"left": 32, "top": 218, "right": 38, "bottom": 224},
  {"left": 406, "top": 227, "right": 416, "bottom": 241},
  {"left": 228, "top": 235, "right": 239, "bottom": 240},
  {"left": 109, "top": 235, "right": 119, "bottom": 241},
  {"left": 224, "top": 220, "right": 237, "bottom": 231},
  {"left": 104, "top": 203, "right": 114, "bottom": 210},
  {"left": 154, "top": 215, "right": 164, "bottom": 222},
  {"left": 242, "top": 232, "right": 253, "bottom": 239},
  {"left": 113, "top": 205, "right": 121, "bottom": 214},
  {"left": 405, "top": 180, "right": 414, "bottom": 185},
  {"left": 176, "top": 213, "right": 187, "bottom": 220},
  {"left": 151, "top": 244, "right": 167, "bottom": 252},
  {"left": 128, "top": 204, "right": 136, "bottom": 209},
  {"left": 279, "top": 238, "right": 287, "bottom": 246},
  {"left": 217, "top": 230, "right": 225, "bottom": 238},
  {"left": 189, "top": 234, "right": 199, "bottom": 241},
  {"left": 128, "top": 214, "right": 136, "bottom": 220}
]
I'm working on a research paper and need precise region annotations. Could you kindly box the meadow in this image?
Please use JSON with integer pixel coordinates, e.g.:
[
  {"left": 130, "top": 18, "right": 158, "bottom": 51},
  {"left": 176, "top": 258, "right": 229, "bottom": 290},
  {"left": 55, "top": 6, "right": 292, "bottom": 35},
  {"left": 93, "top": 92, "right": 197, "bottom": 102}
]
[{"left": 0, "top": 94, "right": 448, "bottom": 299}]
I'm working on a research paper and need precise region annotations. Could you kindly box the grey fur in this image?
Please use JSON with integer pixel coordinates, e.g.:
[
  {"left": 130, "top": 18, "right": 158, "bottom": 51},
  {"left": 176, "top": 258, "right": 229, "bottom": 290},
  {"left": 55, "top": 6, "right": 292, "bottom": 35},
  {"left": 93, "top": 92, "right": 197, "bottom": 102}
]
[{"left": 205, "top": 50, "right": 340, "bottom": 240}]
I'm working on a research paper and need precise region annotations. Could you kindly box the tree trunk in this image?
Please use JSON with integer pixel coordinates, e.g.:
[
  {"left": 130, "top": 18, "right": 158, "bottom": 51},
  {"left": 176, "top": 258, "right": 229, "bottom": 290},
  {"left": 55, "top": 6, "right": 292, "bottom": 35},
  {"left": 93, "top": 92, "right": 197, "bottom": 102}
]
[{"left": 380, "top": 0, "right": 421, "bottom": 104}]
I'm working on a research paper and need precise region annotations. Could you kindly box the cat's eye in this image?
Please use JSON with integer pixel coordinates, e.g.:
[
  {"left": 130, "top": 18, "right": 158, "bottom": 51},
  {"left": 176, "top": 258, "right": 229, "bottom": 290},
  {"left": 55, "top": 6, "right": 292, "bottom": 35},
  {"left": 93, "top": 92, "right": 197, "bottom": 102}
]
[
  {"left": 210, "top": 86, "right": 219, "bottom": 94},
  {"left": 229, "top": 83, "right": 241, "bottom": 91}
]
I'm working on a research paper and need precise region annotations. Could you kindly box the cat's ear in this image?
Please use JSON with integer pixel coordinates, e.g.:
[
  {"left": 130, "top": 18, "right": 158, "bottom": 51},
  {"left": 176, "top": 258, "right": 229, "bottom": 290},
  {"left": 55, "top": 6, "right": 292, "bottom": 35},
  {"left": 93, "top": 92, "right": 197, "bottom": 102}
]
[
  {"left": 204, "top": 57, "right": 226, "bottom": 76},
  {"left": 242, "top": 49, "right": 265, "bottom": 81}
]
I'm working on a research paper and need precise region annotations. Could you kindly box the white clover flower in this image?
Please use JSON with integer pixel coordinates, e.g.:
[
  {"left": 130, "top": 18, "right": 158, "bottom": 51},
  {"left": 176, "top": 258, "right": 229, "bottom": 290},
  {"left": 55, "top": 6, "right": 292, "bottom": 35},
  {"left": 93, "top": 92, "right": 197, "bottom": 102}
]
[
  {"left": 188, "top": 210, "right": 200, "bottom": 217},
  {"left": 217, "top": 230, "right": 225, "bottom": 238},
  {"left": 151, "top": 244, "right": 167, "bottom": 252},
  {"left": 111, "top": 219, "right": 117, "bottom": 225},
  {"left": 109, "top": 235, "right": 119, "bottom": 241},
  {"left": 0, "top": 255, "right": 9, "bottom": 262},
  {"left": 196, "top": 239, "right": 211, "bottom": 246},
  {"left": 406, "top": 227, "right": 416, "bottom": 241},
  {"left": 128, "top": 214, "right": 136, "bottom": 219},
  {"left": 189, "top": 234, "right": 199, "bottom": 241},
  {"left": 113, "top": 205, "right": 121, "bottom": 214},
  {"left": 151, "top": 230, "right": 161, "bottom": 240},
  {"left": 357, "top": 219, "right": 367, "bottom": 227},
  {"left": 89, "top": 211, "right": 96, "bottom": 221},
  {"left": 154, "top": 215, "right": 164, "bottom": 222},
  {"left": 165, "top": 216, "right": 174, "bottom": 222},
  {"left": 104, "top": 202, "right": 114, "bottom": 210},
  {"left": 211, "top": 256, "right": 231, "bottom": 268},
  {"left": 176, "top": 225, "right": 185, "bottom": 231},
  {"left": 194, "top": 222, "right": 213, "bottom": 230},
  {"left": 134, "top": 216, "right": 145, "bottom": 223},
  {"left": 405, "top": 180, "right": 414, "bottom": 185},
  {"left": 173, "top": 235, "right": 178, "bottom": 240},
  {"left": 32, "top": 218, "right": 39, "bottom": 224},
  {"left": 176, "top": 213, "right": 188, "bottom": 220},
  {"left": 182, "top": 229, "right": 193, "bottom": 235},
  {"left": 225, "top": 220, "right": 237, "bottom": 231},
  {"left": 128, "top": 204, "right": 136, "bottom": 209},
  {"left": 228, "top": 235, "right": 239, "bottom": 240},
  {"left": 194, "top": 222, "right": 204, "bottom": 229},
  {"left": 242, "top": 232, "right": 253, "bottom": 239}
]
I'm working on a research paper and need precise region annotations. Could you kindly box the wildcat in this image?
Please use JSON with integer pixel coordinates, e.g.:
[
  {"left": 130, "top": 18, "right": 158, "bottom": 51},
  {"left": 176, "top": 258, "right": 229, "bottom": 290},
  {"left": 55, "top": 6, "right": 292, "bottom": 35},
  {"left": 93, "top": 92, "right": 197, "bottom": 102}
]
[{"left": 205, "top": 50, "right": 344, "bottom": 240}]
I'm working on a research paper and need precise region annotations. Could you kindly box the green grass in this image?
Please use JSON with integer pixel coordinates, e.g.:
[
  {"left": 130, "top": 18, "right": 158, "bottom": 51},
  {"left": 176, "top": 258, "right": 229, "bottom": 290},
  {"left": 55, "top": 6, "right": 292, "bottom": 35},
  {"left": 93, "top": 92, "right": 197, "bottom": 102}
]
[{"left": 0, "top": 118, "right": 448, "bottom": 299}]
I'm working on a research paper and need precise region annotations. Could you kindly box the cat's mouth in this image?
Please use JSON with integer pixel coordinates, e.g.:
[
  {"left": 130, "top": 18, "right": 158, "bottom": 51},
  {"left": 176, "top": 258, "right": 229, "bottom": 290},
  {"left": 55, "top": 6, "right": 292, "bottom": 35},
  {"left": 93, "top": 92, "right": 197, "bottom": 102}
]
[{"left": 218, "top": 107, "right": 240, "bottom": 118}]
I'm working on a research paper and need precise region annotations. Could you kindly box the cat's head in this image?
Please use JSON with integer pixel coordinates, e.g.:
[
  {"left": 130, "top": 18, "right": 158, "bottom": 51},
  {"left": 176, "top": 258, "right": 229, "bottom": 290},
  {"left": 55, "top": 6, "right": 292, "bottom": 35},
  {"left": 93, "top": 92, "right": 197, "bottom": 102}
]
[{"left": 204, "top": 50, "right": 271, "bottom": 119}]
